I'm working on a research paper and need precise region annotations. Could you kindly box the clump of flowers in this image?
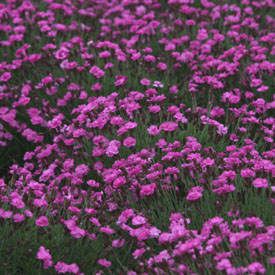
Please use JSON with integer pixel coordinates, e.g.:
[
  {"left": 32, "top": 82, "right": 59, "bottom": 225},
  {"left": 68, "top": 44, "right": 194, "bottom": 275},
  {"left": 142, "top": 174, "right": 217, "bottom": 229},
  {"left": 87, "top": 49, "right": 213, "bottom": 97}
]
[{"left": 0, "top": 0, "right": 274, "bottom": 273}]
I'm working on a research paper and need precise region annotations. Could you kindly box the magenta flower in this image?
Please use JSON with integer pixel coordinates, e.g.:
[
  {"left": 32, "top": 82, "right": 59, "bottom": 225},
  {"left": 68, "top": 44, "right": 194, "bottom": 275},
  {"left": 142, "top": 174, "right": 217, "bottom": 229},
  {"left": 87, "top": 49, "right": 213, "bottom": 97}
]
[
  {"left": 54, "top": 47, "right": 69, "bottom": 60},
  {"left": 147, "top": 125, "right": 160, "bottom": 136},
  {"left": 36, "top": 246, "right": 53, "bottom": 269},
  {"left": 70, "top": 226, "right": 86, "bottom": 239},
  {"left": 98, "top": 258, "right": 112, "bottom": 268},
  {"left": 113, "top": 176, "right": 126, "bottom": 189},
  {"left": 123, "top": 137, "right": 136, "bottom": 147},
  {"left": 106, "top": 140, "right": 121, "bottom": 157},
  {"left": 148, "top": 105, "right": 161, "bottom": 113},
  {"left": 13, "top": 213, "right": 25, "bottom": 223},
  {"left": 114, "top": 75, "right": 128, "bottom": 87},
  {"left": 132, "top": 215, "right": 147, "bottom": 226},
  {"left": 247, "top": 262, "right": 266, "bottom": 274},
  {"left": 186, "top": 186, "right": 204, "bottom": 202},
  {"left": 35, "top": 216, "right": 49, "bottom": 227},
  {"left": 160, "top": 121, "right": 178, "bottom": 132},
  {"left": 241, "top": 168, "right": 255, "bottom": 178},
  {"left": 132, "top": 248, "right": 146, "bottom": 259},
  {"left": 140, "top": 183, "right": 156, "bottom": 197},
  {"left": 252, "top": 178, "right": 268, "bottom": 188},
  {"left": 91, "top": 82, "right": 102, "bottom": 92},
  {"left": 140, "top": 78, "right": 151, "bottom": 86},
  {"left": 89, "top": 66, "right": 105, "bottom": 78},
  {"left": 55, "top": 261, "right": 80, "bottom": 274},
  {"left": 0, "top": 72, "right": 12, "bottom": 82},
  {"left": 169, "top": 85, "right": 179, "bottom": 94},
  {"left": 157, "top": 62, "right": 167, "bottom": 71}
]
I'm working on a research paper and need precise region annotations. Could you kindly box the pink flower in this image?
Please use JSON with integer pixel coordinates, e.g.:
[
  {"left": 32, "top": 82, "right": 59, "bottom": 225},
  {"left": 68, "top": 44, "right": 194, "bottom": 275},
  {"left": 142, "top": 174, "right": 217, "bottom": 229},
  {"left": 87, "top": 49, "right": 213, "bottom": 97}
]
[
  {"left": 98, "top": 258, "right": 112, "bottom": 268},
  {"left": 112, "top": 239, "right": 125, "bottom": 248},
  {"left": 132, "top": 215, "right": 147, "bottom": 226},
  {"left": 213, "top": 184, "right": 236, "bottom": 195},
  {"left": 0, "top": 209, "right": 12, "bottom": 219},
  {"left": 186, "top": 186, "right": 203, "bottom": 202},
  {"left": 113, "top": 176, "right": 127, "bottom": 189},
  {"left": 153, "top": 81, "right": 163, "bottom": 88},
  {"left": 131, "top": 227, "right": 151, "bottom": 241},
  {"left": 117, "top": 122, "right": 137, "bottom": 135},
  {"left": 132, "top": 248, "right": 146, "bottom": 259},
  {"left": 87, "top": 180, "right": 100, "bottom": 187},
  {"left": 70, "top": 226, "right": 86, "bottom": 239},
  {"left": 11, "top": 194, "right": 25, "bottom": 209},
  {"left": 169, "top": 85, "right": 179, "bottom": 94},
  {"left": 123, "top": 137, "right": 136, "bottom": 147},
  {"left": 217, "top": 124, "right": 228, "bottom": 136},
  {"left": 241, "top": 168, "right": 255, "bottom": 178},
  {"left": 144, "top": 55, "right": 156, "bottom": 62},
  {"left": 28, "top": 53, "right": 42, "bottom": 63},
  {"left": 140, "top": 78, "right": 151, "bottom": 86},
  {"left": 269, "top": 257, "right": 275, "bottom": 265},
  {"left": 54, "top": 47, "right": 69, "bottom": 60},
  {"left": 257, "top": 85, "right": 268, "bottom": 92},
  {"left": 106, "top": 140, "right": 121, "bottom": 157},
  {"left": 147, "top": 125, "right": 160, "bottom": 136},
  {"left": 131, "top": 52, "right": 141, "bottom": 61},
  {"left": 0, "top": 72, "right": 12, "bottom": 82},
  {"left": 157, "top": 62, "right": 167, "bottom": 71},
  {"left": 24, "top": 210, "right": 33, "bottom": 218},
  {"left": 75, "top": 164, "right": 89, "bottom": 177},
  {"left": 36, "top": 216, "right": 49, "bottom": 227},
  {"left": 22, "top": 128, "right": 43, "bottom": 143},
  {"left": 154, "top": 250, "right": 171, "bottom": 263},
  {"left": 148, "top": 105, "right": 161, "bottom": 113},
  {"left": 140, "top": 183, "right": 156, "bottom": 197},
  {"left": 216, "top": 259, "right": 232, "bottom": 271},
  {"left": 55, "top": 261, "right": 80, "bottom": 274},
  {"left": 91, "top": 82, "right": 102, "bottom": 91},
  {"left": 99, "top": 50, "right": 111, "bottom": 58},
  {"left": 247, "top": 262, "right": 265, "bottom": 274},
  {"left": 252, "top": 178, "right": 268, "bottom": 188},
  {"left": 110, "top": 116, "right": 125, "bottom": 126},
  {"left": 13, "top": 213, "right": 25, "bottom": 223},
  {"left": 160, "top": 121, "right": 178, "bottom": 132},
  {"left": 89, "top": 66, "right": 105, "bottom": 78},
  {"left": 36, "top": 246, "right": 53, "bottom": 269},
  {"left": 100, "top": 226, "right": 115, "bottom": 235},
  {"left": 114, "top": 75, "right": 128, "bottom": 87}
]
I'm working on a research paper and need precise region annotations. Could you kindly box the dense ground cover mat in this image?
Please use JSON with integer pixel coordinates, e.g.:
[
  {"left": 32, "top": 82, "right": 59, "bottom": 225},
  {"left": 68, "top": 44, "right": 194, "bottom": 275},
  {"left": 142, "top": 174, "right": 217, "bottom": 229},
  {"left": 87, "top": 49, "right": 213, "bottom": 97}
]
[{"left": 0, "top": 0, "right": 274, "bottom": 274}]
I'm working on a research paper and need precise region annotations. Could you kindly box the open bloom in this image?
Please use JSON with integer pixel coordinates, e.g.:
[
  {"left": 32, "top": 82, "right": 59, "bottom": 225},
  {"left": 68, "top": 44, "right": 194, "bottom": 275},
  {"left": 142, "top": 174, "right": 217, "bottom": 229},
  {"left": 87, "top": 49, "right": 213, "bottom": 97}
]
[
  {"left": 55, "top": 261, "right": 80, "bottom": 274},
  {"left": 186, "top": 186, "right": 204, "bottom": 202},
  {"left": 252, "top": 178, "right": 268, "bottom": 188},
  {"left": 98, "top": 258, "right": 112, "bottom": 268},
  {"left": 160, "top": 121, "right": 178, "bottom": 132},
  {"left": 36, "top": 216, "right": 49, "bottom": 227},
  {"left": 115, "top": 75, "right": 128, "bottom": 87},
  {"left": 36, "top": 246, "right": 53, "bottom": 269},
  {"left": 89, "top": 66, "right": 105, "bottom": 78}
]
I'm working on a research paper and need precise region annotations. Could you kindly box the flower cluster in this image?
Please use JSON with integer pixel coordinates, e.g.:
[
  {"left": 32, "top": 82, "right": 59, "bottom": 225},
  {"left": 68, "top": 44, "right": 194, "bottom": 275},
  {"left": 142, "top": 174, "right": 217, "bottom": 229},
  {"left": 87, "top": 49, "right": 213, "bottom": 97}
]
[{"left": 0, "top": 0, "right": 274, "bottom": 273}]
